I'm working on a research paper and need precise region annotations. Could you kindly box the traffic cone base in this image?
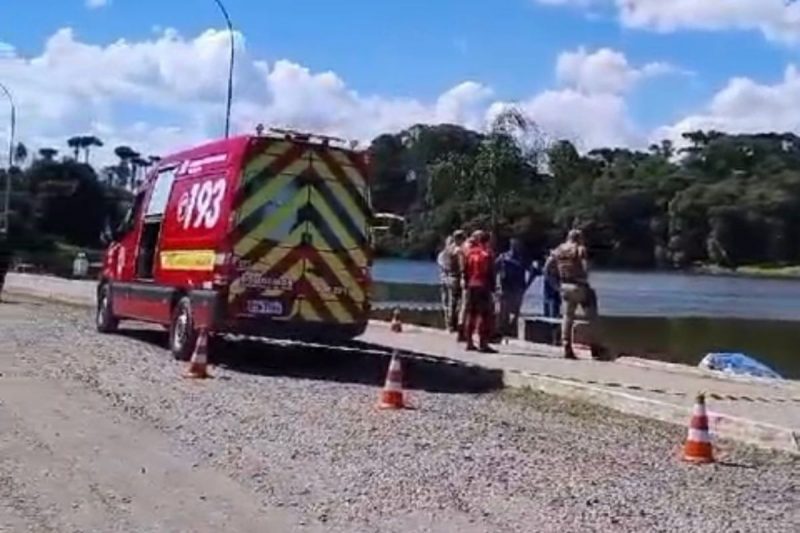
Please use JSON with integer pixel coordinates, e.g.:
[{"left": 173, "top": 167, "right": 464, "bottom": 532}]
[
  {"left": 390, "top": 309, "right": 403, "bottom": 333},
  {"left": 184, "top": 362, "right": 211, "bottom": 380},
  {"left": 682, "top": 394, "right": 714, "bottom": 464},
  {"left": 378, "top": 390, "right": 406, "bottom": 410},
  {"left": 377, "top": 353, "right": 410, "bottom": 409},
  {"left": 683, "top": 441, "right": 714, "bottom": 464},
  {"left": 183, "top": 330, "right": 212, "bottom": 380}
]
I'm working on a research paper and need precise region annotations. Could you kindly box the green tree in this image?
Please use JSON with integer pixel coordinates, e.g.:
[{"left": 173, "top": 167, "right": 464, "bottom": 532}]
[
  {"left": 13, "top": 142, "right": 28, "bottom": 168},
  {"left": 67, "top": 136, "right": 82, "bottom": 160},
  {"left": 81, "top": 136, "right": 104, "bottom": 164},
  {"left": 113, "top": 146, "right": 138, "bottom": 190},
  {"left": 38, "top": 148, "right": 58, "bottom": 162}
]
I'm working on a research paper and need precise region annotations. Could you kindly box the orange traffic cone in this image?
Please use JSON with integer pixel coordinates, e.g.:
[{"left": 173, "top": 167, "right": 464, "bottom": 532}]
[
  {"left": 683, "top": 393, "right": 714, "bottom": 464},
  {"left": 390, "top": 309, "right": 403, "bottom": 333},
  {"left": 377, "top": 352, "right": 408, "bottom": 410},
  {"left": 184, "top": 329, "right": 212, "bottom": 380}
]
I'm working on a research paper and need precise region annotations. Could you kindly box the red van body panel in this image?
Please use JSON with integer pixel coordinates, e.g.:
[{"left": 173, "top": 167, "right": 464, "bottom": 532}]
[{"left": 100, "top": 133, "right": 373, "bottom": 342}]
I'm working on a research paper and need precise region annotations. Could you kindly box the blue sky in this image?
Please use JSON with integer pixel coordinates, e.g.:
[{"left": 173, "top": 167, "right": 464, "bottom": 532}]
[{"left": 1, "top": 0, "right": 800, "bottom": 162}]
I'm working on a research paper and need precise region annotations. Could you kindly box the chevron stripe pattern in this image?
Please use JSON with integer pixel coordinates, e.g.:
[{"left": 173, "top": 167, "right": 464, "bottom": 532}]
[{"left": 229, "top": 139, "right": 371, "bottom": 325}]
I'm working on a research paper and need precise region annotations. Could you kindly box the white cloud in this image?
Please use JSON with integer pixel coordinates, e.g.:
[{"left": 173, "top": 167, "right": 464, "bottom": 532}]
[
  {"left": 435, "top": 82, "right": 495, "bottom": 130},
  {"left": 492, "top": 89, "right": 638, "bottom": 149},
  {"left": 556, "top": 46, "right": 679, "bottom": 94},
  {"left": 537, "top": 0, "right": 800, "bottom": 45},
  {"left": 654, "top": 65, "right": 800, "bottom": 145},
  {"left": 0, "top": 29, "right": 679, "bottom": 167},
  {"left": 86, "top": 0, "right": 111, "bottom": 9},
  {"left": 0, "top": 42, "right": 15, "bottom": 59}
]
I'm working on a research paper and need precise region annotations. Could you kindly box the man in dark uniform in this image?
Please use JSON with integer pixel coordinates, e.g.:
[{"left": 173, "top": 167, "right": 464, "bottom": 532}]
[
  {"left": 495, "top": 238, "right": 539, "bottom": 339},
  {"left": 0, "top": 231, "right": 10, "bottom": 302}
]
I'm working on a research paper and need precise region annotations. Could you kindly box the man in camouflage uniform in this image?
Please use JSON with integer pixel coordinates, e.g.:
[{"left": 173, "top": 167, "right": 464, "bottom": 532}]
[
  {"left": 544, "top": 229, "right": 605, "bottom": 360},
  {"left": 437, "top": 230, "right": 467, "bottom": 335}
]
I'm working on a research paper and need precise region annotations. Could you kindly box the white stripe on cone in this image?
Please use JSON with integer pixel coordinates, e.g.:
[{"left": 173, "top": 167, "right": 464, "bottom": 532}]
[
  {"left": 687, "top": 428, "right": 711, "bottom": 443},
  {"left": 384, "top": 358, "right": 402, "bottom": 390},
  {"left": 193, "top": 333, "right": 208, "bottom": 365}
]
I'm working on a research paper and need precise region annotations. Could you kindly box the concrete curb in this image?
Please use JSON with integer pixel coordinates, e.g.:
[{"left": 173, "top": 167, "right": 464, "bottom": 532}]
[
  {"left": 503, "top": 369, "right": 800, "bottom": 455},
  {"left": 7, "top": 274, "right": 799, "bottom": 454},
  {"left": 368, "top": 320, "right": 800, "bottom": 454},
  {"left": 5, "top": 273, "right": 96, "bottom": 308}
]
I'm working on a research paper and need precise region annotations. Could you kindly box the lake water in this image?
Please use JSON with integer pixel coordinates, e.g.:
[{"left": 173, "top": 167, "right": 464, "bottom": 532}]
[{"left": 373, "top": 259, "right": 800, "bottom": 379}]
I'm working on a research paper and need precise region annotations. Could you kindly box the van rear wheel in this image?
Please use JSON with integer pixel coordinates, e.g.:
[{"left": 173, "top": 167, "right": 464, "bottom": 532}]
[{"left": 169, "top": 296, "right": 197, "bottom": 361}]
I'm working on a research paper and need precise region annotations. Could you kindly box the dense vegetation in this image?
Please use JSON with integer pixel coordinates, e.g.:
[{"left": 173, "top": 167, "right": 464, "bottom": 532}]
[
  {"left": 3, "top": 111, "right": 800, "bottom": 272},
  {"left": 0, "top": 141, "right": 154, "bottom": 273},
  {"left": 369, "top": 110, "right": 800, "bottom": 269}
]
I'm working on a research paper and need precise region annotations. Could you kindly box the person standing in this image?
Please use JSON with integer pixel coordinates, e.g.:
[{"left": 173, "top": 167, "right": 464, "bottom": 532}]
[
  {"left": 495, "top": 238, "right": 539, "bottom": 339},
  {"left": 462, "top": 230, "right": 496, "bottom": 353},
  {"left": 437, "top": 230, "right": 467, "bottom": 335},
  {"left": 542, "top": 249, "right": 562, "bottom": 318},
  {"left": 544, "top": 229, "right": 605, "bottom": 360},
  {"left": 437, "top": 235, "right": 454, "bottom": 328},
  {"left": 0, "top": 232, "right": 10, "bottom": 303}
]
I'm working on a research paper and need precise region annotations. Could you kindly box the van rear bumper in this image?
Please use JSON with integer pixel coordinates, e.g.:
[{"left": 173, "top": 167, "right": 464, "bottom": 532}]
[
  {"left": 192, "top": 290, "right": 368, "bottom": 341},
  {"left": 216, "top": 318, "right": 368, "bottom": 342}
]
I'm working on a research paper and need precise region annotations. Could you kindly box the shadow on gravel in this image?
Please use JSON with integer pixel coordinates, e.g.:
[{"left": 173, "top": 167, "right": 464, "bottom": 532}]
[
  {"left": 1, "top": 298, "right": 39, "bottom": 307},
  {"left": 116, "top": 327, "right": 503, "bottom": 394},
  {"left": 215, "top": 338, "right": 504, "bottom": 394},
  {"left": 118, "top": 329, "right": 169, "bottom": 347},
  {"left": 716, "top": 460, "right": 758, "bottom": 470}
]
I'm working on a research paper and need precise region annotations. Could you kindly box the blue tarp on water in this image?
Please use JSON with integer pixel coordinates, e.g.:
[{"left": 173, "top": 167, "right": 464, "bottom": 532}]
[{"left": 699, "top": 352, "right": 783, "bottom": 380}]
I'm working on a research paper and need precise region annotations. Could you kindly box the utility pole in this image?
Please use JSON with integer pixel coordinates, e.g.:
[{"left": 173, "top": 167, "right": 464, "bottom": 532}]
[
  {"left": 0, "top": 82, "right": 14, "bottom": 237},
  {"left": 212, "top": 0, "right": 235, "bottom": 139}
]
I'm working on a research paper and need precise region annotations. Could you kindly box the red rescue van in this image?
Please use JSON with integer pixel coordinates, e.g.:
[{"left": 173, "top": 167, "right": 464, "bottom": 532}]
[{"left": 97, "top": 130, "right": 373, "bottom": 360}]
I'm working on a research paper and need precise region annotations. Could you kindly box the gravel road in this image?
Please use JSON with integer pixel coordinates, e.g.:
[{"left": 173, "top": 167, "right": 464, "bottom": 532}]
[{"left": 0, "top": 296, "right": 798, "bottom": 532}]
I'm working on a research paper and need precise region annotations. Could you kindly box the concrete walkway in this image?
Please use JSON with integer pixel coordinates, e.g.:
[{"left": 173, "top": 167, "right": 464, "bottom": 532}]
[
  {"left": 4, "top": 273, "right": 799, "bottom": 454},
  {"left": 361, "top": 322, "right": 800, "bottom": 454}
]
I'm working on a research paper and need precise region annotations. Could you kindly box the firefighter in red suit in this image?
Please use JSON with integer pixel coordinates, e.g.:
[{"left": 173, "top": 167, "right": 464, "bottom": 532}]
[{"left": 461, "top": 230, "right": 497, "bottom": 353}]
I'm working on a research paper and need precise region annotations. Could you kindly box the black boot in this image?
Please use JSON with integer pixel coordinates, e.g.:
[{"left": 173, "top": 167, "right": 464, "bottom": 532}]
[{"left": 590, "top": 344, "right": 609, "bottom": 361}]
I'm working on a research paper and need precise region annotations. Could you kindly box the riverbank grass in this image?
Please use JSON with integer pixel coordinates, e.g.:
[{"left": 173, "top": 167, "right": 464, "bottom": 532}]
[{"left": 735, "top": 265, "right": 800, "bottom": 278}]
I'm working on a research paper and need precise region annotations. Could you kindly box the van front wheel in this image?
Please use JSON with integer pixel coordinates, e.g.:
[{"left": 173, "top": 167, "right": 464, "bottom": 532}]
[
  {"left": 96, "top": 283, "right": 119, "bottom": 334},
  {"left": 169, "top": 296, "right": 197, "bottom": 361}
]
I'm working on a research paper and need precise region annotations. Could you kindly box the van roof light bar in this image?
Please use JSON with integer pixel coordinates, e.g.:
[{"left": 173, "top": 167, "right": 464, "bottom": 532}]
[{"left": 264, "top": 127, "right": 357, "bottom": 149}]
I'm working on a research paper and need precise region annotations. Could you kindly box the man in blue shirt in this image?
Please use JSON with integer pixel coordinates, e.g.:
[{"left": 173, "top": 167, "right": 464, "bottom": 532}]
[{"left": 495, "top": 238, "right": 540, "bottom": 338}]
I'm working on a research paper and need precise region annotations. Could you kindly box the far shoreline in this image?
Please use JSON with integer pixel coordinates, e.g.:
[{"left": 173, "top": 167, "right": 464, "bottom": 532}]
[
  {"left": 374, "top": 255, "right": 800, "bottom": 282},
  {"left": 691, "top": 264, "right": 800, "bottom": 281}
]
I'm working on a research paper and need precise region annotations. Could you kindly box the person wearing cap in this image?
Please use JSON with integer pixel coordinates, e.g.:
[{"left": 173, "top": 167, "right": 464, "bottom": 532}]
[
  {"left": 544, "top": 229, "right": 605, "bottom": 360},
  {"left": 461, "top": 230, "right": 497, "bottom": 352},
  {"left": 437, "top": 230, "right": 467, "bottom": 335}
]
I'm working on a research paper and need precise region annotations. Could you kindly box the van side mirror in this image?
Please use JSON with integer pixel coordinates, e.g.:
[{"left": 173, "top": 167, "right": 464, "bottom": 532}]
[{"left": 100, "top": 218, "right": 119, "bottom": 245}]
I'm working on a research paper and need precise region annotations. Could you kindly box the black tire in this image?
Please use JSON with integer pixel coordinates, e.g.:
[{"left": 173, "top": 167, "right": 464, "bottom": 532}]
[
  {"left": 96, "top": 283, "right": 119, "bottom": 334},
  {"left": 169, "top": 296, "right": 197, "bottom": 361},
  {"left": 208, "top": 334, "right": 228, "bottom": 359}
]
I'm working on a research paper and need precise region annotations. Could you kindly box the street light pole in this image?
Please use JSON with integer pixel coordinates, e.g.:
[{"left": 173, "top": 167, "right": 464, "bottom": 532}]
[
  {"left": 212, "top": 0, "right": 235, "bottom": 139},
  {"left": 0, "top": 82, "right": 14, "bottom": 236}
]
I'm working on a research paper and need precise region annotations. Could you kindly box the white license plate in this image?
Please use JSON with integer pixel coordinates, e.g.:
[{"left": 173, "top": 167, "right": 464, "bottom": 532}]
[{"left": 247, "top": 300, "right": 284, "bottom": 316}]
